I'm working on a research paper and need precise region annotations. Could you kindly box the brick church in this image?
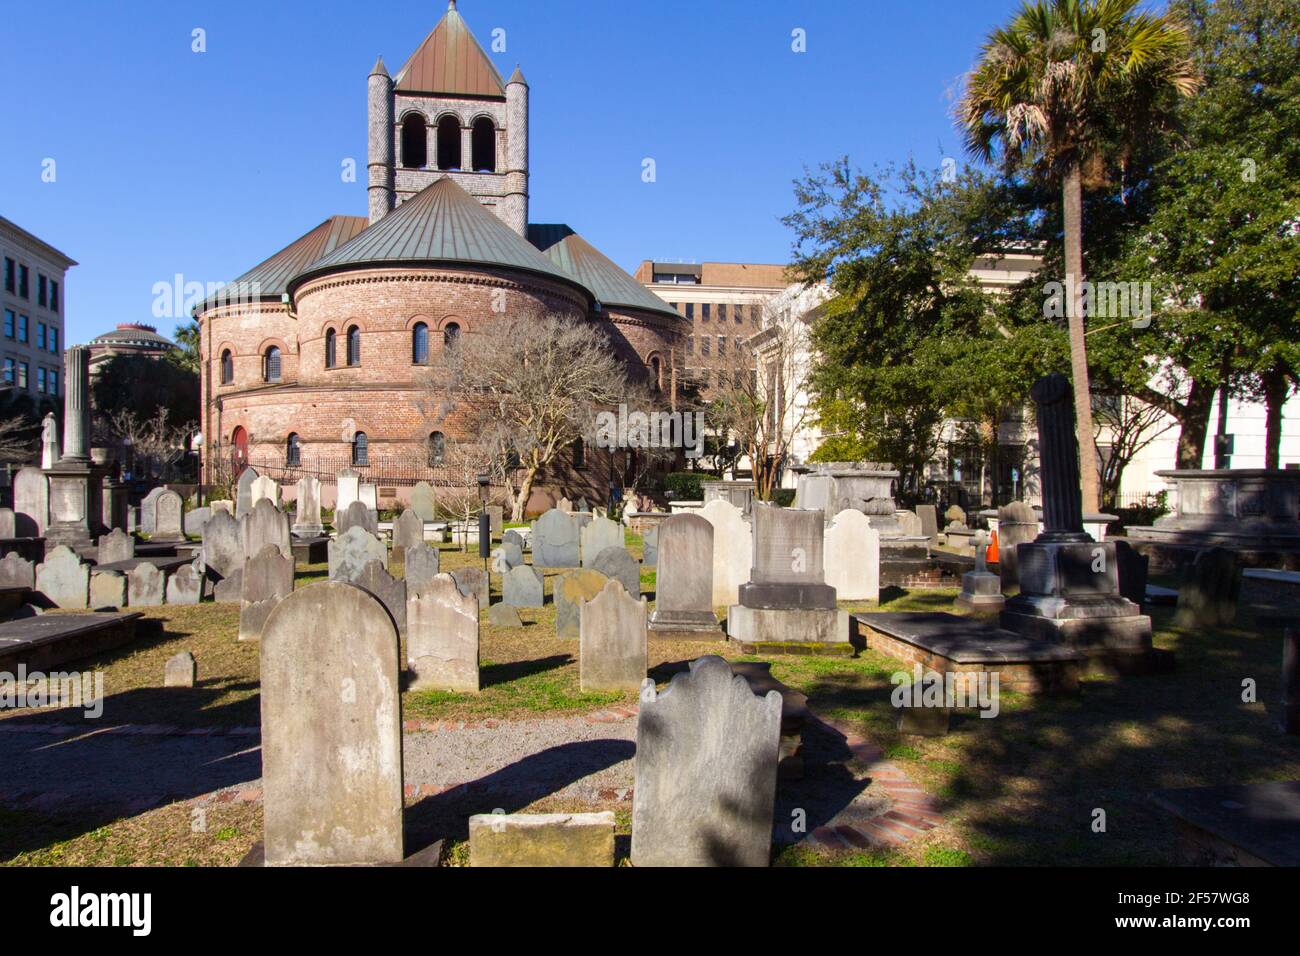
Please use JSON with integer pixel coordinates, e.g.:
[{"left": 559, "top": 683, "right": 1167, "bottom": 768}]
[{"left": 197, "top": 1, "right": 684, "bottom": 501}]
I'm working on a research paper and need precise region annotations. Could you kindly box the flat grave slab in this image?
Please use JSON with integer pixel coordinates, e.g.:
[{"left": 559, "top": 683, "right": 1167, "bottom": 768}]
[
  {"left": 94, "top": 555, "right": 194, "bottom": 576},
  {"left": 852, "top": 611, "right": 1084, "bottom": 694},
  {"left": 1150, "top": 780, "right": 1300, "bottom": 867},
  {"left": 0, "top": 611, "right": 146, "bottom": 671}
]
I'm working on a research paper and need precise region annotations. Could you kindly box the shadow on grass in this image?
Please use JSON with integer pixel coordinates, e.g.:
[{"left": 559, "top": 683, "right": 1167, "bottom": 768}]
[{"left": 481, "top": 654, "right": 571, "bottom": 689}]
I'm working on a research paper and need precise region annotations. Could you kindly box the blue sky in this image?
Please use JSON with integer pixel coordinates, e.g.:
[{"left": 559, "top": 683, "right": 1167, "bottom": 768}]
[{"left": 1, "top": 0, "right": 1027, "bottom": 346}]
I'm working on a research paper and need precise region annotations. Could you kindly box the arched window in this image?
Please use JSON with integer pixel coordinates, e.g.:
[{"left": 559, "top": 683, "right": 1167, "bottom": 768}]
[
  {"left": 220, "top": 349, "right": 234, "bottom": 384},
  {"left": 286, "top": 432, "right": 301, "bottom": 467},
  {"left": 471, "top": 117, "right": 496, "bottom": 172},
  {"left": 436, "top": 115, "right": 461, "bottom": 170},
  {"left": 412, "top": 322, "right": 429, "bottom": 364},
  {"left": 263, "top": 345, "right": 281, "bottom": 382},
  {"left": 401, "top": 114, "right": 427, "bottom": 169},
  {"left": 648, "top": 355, "right": 662, "bottom": 390},
  {"left": 325, "top": 328, "right": 337, "bottom": 368},
  {"left": 352, "top": 431, "right": 368, "bottom": 466},
  {"left": 427, "top": 431, "right": 445, "bottom": 466},
  {"left": 346, "top": 325, "right": 360, "bottom": 366},
  {"left": 443, "top": 322, "right": 461, "bottom": 347}
]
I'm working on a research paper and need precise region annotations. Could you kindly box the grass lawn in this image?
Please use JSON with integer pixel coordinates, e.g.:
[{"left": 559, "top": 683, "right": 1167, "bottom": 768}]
[{"left": 2, "top": 534, "right": 1296, "bottom": 866}]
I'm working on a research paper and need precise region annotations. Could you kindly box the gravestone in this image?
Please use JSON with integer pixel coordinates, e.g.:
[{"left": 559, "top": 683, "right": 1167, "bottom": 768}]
[
  {"left": 491, "top": 540, "right": 523, "bottom": 572},
  {"left": 250, "top": 475, "right": 279, "bottom": 508},
  {"left": 945, "top": 505, "right": 967, "bottom": 529},
  {"left": 128, "top": 562, "right": 165, "bottom": 607},
  {"left": 260, "top": 582, "right": 404, "bottom": 865},
  {"left": 166, "top": 559, "right": 204, "bottom": 605},
  {"left": 631, "top": 655, "right": 781, "bottom": 867},
  {"left": 557, "top": 497, "right": 573, "bottom": 514},
  {"left": 555, "top": 568, "right": 609, "bottom": 639},
  {"left": 502, "top": 564, "right": 544, "bottom": 608},
  {"left": 403, "top": 543, "right": 440, "bottom": 594},
  {"left": 14, "top": 467, "right": 48, "bottom": 537},
  {"left": 486, "top": 505, "right": 503, "bottom": 537},
  {"left": 239, "top": 544, "right": 295, "bottom": 642},
  {"left": 334, "top": 468, "right": 360, "bottom": 514},
  {"left": 36, "top": 546, "right": 89, "bottom": 608},
  {"left": 503, "top": 528, "right": 526, "bottom": 553},
  {"left": 0, "top": 552, "right": 35, "bottom": 588},
  {"left": 824, "top": 509, "right": 880, "bottom": 602},
  {"left": 97, "top": 527, "right": 135, "bottom": 565},
  {"left": 183, "top": 507, "right": 212, "bottom": 537},
  {"left": 41, "top": 411, "right": 59, "bottom": 469},
  {"left": 356, "top": 560, "right": 408, "bottom": 635},
  {"left": 580, "top": 579, "right": 647, "bottom": 692},
  {"left": 210, "top": 499, "right": 234, "bottom": 516},
  {"left": 700, "top": 499, "right": 751, "bottom": 608},
  {"left": 532, "top": 509, "right": 580, "bottom": 568},
  {"left": 360, "top": 483, "right": 378, "bottom": 513},
  {"left": 201, "top": 509, "right": 243, "bottom": 601},
  {"left": 643, "top": 526, "right": 658, "bottom": 567},
  {"left": 581, "top": 516, "right": 623, "bottom": 568},
  {"left": 996, "top": 501, "right": 1039, "bottom": 593},
  {"left": 152, "top": 489, "right": 185, "bottom": 543},
  {"left": 392, "top": 509, "right": 425, "bottom": 562},
  {"left": 592, "top": 546, "right": 640, "bottom": 598},
  {"left": 292, "top": 477, "right": 325, "bottom": 537},
  {"left": 235, "top": 467, "right": 259, "bottom": 519},
  {"left": 955, "top": 534, "right": 1004, "bottom": 611},
  {"left": 328, "top": 526, "right": 386, "bottom": 583},
  {"left": 648, "top": 513, "right": 718, "bottom": 637},
  {"left": 468, "top": 812, "right": 615, "bottom": 867},
  {"left": 0, "top": 508, "right": 15, "bottom": 538},
  {"left": 488, "top": 603, "right": 523, "bottom": 628},
  {"left": 895, "top": 509, "right": 923, "bottom": 538},
  {"left": 916, "top": 504, "right": 939, "bottom": 541},
  {"left": 334, "top": 500, "right": 378, "bottom": 537},
  {"left": 90, "top": 570, "right": 126, "bottom": 609},
  {"left": 451, "top": 567, "right": 489, "bottom": 607},
  {"left": 1114, "top": 539, "right": 1149, "bottom": 606},
  {"left": 164, "top": 652, "right": 196, "bottom": 688},
  {"left": 407, "top": 572, "right": 479, "bottom": 692},
  {"left": 410, "top": 481, "right": 437, "bottom": 522},
  {"left": 241, "top": 498, "right": 292, "bottom": 560},
  {"left": 138, "top": 486, "right": 164, "bottom": 535},
  {"left": 1176, "top": 547, "right": 1242, "bottom": 629}
]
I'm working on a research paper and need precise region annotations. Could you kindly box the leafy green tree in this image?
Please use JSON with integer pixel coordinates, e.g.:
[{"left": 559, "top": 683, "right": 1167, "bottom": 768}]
[
  {"left": 958, "top": 0, "right": 1199, "bottom": 509},
  {"left": 91, "top": 353, "right": 200, "bottom": 438},
  {"left": 170, "top": 319, "right": 201, "bottom": 374}
]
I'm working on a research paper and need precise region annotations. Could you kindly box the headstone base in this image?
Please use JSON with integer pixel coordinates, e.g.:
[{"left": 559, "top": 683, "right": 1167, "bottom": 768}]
[
  {"left": 737, "top": 581, "right": 837, "bottom": 610},
  {"left": 726, "top": 605, "right": 848, "bottom": 644},
  {"left": 955, "top": 571, "right": 1005, "bottom": 611},
  {"left": 239, "top": 840, "right": 443, "bottom": 868},
  {"left": 647, "top": 608, "right": 721, "bottom": 639}
]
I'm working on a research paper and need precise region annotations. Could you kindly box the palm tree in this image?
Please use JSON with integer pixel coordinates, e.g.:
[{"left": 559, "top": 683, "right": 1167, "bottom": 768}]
[{"left": 958, "top": 0, "right": 1198, "bottom": 513}]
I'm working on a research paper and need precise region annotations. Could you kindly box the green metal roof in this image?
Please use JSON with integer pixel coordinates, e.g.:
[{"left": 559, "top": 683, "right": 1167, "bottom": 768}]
[
  {"left": 289, "top": 178, "right": 589, "bottom": 298},
  {"left": 200, "top": 215, "right": 368, "bottom": 311},
  {"left": 527, "top": 225, "right": 684, "bottom": 322}
]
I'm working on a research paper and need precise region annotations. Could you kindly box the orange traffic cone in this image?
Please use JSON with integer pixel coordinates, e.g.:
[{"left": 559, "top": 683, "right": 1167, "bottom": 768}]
[{"left": 987, "top": 529, "right": 1000, "bottom": 564}]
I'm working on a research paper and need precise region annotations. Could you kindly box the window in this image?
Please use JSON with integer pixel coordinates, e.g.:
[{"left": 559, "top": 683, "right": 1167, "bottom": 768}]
[
  {"left": 685, "top": 303, "right": 694, "bottom": 320},
  {"left": 735, "top": 304, "right": 745, "bottom": 324},
  {"left": 346, "top": 326, "right": 360, "bottom": 366},
  {"left": 436, "top": 115, "right": 461, "bottom": 170},
  {"left": 325, "top": 328, "right": 337, "bottom": 368},
  {"left": 718, "top": 335, "right": 726, "bottom": 355},
  {"left": 649, "top": 355, "right": 662, "bottom": 390},
  {"left": 2, "top": 359, "right": 12, "bottom": 383},
  {"left": 700, "top": 336, "right": 711, "bottom": 356},
  {"left": 400, "top": 114, "right": 427, "bottom": 168},
  {"left": 37, "top": 323, "right": 46, "bottom": 350},
  {"left": 49, "top": 328, "right": 58, "bottom": 352},
  {"left": 443, "top": 322, "right": 460, "bottom": 347},
  {"left": 412, "top": 322, "right": 429, "bottom": 364},
  {"left": 48, "top": 369, "right": 57, "bottom": 394},
  {"left": 286, "top": 433, "right": 301, "bottom": 467},
  {"left": 352, "top": 431, "right": 368, "bottom": 466},
  {"left": 50, "top": 281, "right": 58, "bottom": 312},
  {"left": 3, "top": 310, "right": 12, "bottom": 339},
  {"left": 2, "top": 258, "right": 13, "bottom": 293},
  {"left": 220, "top": 349, "right": 233, "bottom": 384},
  {"left": 427, "top": 431, "right": 445, "bottom": 466},
  {"left": 36, "top": 368, "right": 46, "bottom": 393},
  {"left": 702, "top": 303, "right": 711, "bottom": 321},
  {"left": 718, "top": 304, "right": 727, "bottom": 321},
  {"left": 37, "top": 276, "right": 47, "bottom": 307},
  {"left": 685, "top": 335, "right": 693, "bottom": 355},
  {"left": 572, "top": 437, "right": 585, "bottom": 469},
  {"left": 264, "top": 345, "right": 281, "bottom": 382},
  {"left": 471, "top": 117, "right": 496, "bottom": 172},
  {"left": 17, "top": 362, "right": 27, "bottom": 388},
  {"left": 18, "top": 265, "right": 28, "bottom": 299},
  {"left": 17, "top": 315, "right": 27, "bottom": 343}
]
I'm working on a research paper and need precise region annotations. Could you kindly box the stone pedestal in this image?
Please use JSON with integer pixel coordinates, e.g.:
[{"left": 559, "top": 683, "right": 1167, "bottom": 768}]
[
  {"left": 1129, "top": 469, "right": 1300, "bottom": 551},
  {"left": 43, "top": 461, "right": 105, "bottom": 554},
  {"left": 955, "top": 570, "right": 1004, "bottom": 611},
  {"left": 726, "top": 604, "right": 847, "bottom": 644},
  {"left": 102, "top": 477, "right": 129, "bottom": 533}
]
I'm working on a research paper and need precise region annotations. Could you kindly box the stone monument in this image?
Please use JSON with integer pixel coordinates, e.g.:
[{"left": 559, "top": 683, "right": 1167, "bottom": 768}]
[
  {"left": 955, "top": 533, "right": 1004, "bottom": 612},
  {"left": 42, "top": 347, "right": 106, "bottom": 552},
  {"left": 647, "top": 513, "right": 718, "bottom": 637}
]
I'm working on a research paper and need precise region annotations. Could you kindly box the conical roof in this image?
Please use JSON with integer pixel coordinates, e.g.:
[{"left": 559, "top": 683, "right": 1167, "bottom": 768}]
[
  {"left": 528, "top": 225, "right": 684, "bottom": 322},
  {"left": 393, "top": 2, "right": 505, "bottom": 97},
  {"left": 201, "top": 215, "right": 369, "bottom": 311},
  {"left": 289, "top": 178, "right": 589, "bottom": 298}
]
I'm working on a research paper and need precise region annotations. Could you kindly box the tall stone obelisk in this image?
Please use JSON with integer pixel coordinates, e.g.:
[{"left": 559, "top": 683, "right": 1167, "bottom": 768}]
[{"left": 43, "top": 346, "right": 105, "bottom": 552}]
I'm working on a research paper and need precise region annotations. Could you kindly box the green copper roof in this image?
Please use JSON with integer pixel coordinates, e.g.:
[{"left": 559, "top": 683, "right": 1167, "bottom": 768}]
[
  {"left": 288, "top": 178, "right": 589, "bottom": 298},
  {"left": 527, "top": 225, "right": 684, "bottom": 322},
  {"left": 200, "top": 215, "right": 368, "bottom": 311}
]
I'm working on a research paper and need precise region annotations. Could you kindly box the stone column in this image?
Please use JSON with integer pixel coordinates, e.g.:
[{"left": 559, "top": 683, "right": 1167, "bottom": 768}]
[
  {"left": 1030, "top": 373, "right": 1086, "bottom": 541},
  {"left": 61, "top": 346, "right": 90, "bottom": 463}
]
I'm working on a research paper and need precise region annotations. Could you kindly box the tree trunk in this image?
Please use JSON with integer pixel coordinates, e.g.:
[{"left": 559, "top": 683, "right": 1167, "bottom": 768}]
[
  {"left": 1175, "top": 377, "right": 1215, "bottom": 468},
  {"left": 513, "top": 463, "right": 541, "bottom": 522},
  {"left": 1062, "top": 161, "right": 1100, "bottom": 513},
  {"left": 1262, "top": 363, "right": 1290, "bottom": 470}
]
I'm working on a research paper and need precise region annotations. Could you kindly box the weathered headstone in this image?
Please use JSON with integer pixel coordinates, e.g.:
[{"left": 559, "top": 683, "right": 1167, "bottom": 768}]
[
  {"left": 580, "top": 579, "right": 647, "bottom": 692},
  {"left": 0, "top": 552, "right": 35, "bottom": 588},
  {"left": 335, "top": 468, "right": 361, "bottom": 514},
  {"left": 359, "top": 483, "right": 378, "bottom": 513},
  {"left": 945, "top": 505, "right": 967, "bottom": 529},
  {"left": 488, "top": 603, "right": 523, "bottom": 628},
  {"left": 153, "top": 489, "right": 185, "bottom": 542},
  {"left": 916, "top": 503, "right": 939, "bottom": 541},
  {"left": 469, "top": 812, "right": 615, "bottom": 867},
  {"left": 648, "top": 513, "right": 718, "bottom": 636},
  {"left": 183, "top": 506, "right": 212, "bottom": 537},
  {"left": 90, "top": 570, "right": 126, "bottom": 609},
  {"left": 491, "top": 540, "right": 523, "bottom": 572},
  {"left": 260, "top": 582, "right": 404, "bottom": 865},
  {"left": 14, "top": 467, "right": 48, "bottom": 537},
  {"left": 895, "top": 509, "right": 923, "bottom": 537},
  {"left": 0, "top": 507, "right": 15, "bottom": 539},
  {"left": 239, "top": 544, "right": 295, "bottom": 641},
  {"left": 138, "top": 486, "right": 165, "bottom": 535},
  {"left": 356, "top": 560, "right": 408, "bottom": 635},
  {"left": 128, "top": 562, "right": 165, "bottom": 607},
  {"left": 292, "top": 476, "right": 325, "bottom": 537},
  {"left": 824, "top": 509, "right": 880, "bottom": 602},
  {"left": 700, "top": 499, "right": 751, "bottom": 608},
  {"left": 210, "top": 499, "right": 234, "bottom": 516},
  {"left": 202, "top": 509, "right": 244, "bottom": 601},
  {"left": 334, "top": 500, "right": 378, "bottom": 537},
  {"left": 240, "top": 498, "right": 292, "bottom": 562},
  {"left": 407, "top": 572, "right": 479, "bottom": 692},
  {"left": 955, "top": 534, "right": 1004, "bottom": 611},
  {"left": 250, "top": 474, "right": 280, "bottom": 509},
  {"left": 592, "top": 546, "right": 640, "bottom": 598},
  {"left": 235, "top": 467, "right": 259, "bottom": 519},
  {"left": 36, "top": 546, "right": 89, "bottom": 608},
  {"left": 631, "top": 655, "right": 781, "bottom": 867},
  {"left": 581, "top": 515, "right": 623, "bottom": 568},
  {"left": 1114, "top": 539, "right": 1149, "bottom": 606},
  {"left": 328, "top": 526, "right": 387, "bottom": 583},
  {"left": 166, "top": 559, "right": 204, "bottom": 605},
  {"left": 1176, "top": 547, "right": 1242, "bottom": 629},
  {"left": 532, "top": 509, "right": 580, "bottom": 568},
  {"left": 403, "top": 542, "right": 440, "bottom": 594},
  {"left": 410, "top": 481, "right": 437, "bottom": 522},
  {"left": 555, "top": 568, "right": 609, "bottom": 639},
  {"left": 392, "top": 509, "right": 425, "bottom": 562},
  {"left": 996, "top": 500, "right": 1039, "bottom": 594},
  {"left": 557, "top": 497, "right": 573, "bottom": 514},
  {"left": 451, "top": 566, "right": 489, "bottom": 607},
  {"left": 486, "top": 505, "right": 503, "bottom": 537},
  {"left": 97, "top": 527, "right": 135, "bottom": 565},
  {"left": 503, "top": 528, "right": 526, "bottom": 553},
  {"left": 502, "top": 564, "right": 544, "bottom": 608},
  {"left": 164, "top": 651, "right": 196, "bottom": 688},
  {"left": 643, "top": 526, "right": 659, "bottom": 567}
]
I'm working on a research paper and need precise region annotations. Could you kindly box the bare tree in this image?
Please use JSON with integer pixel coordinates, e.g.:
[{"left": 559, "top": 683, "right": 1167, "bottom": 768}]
[
  {"left": 0, "top": 412, "right": 36, "bottom": 466},
  {"left": 108, "top": 408, "right": 195, "bottom": 481},
  {"left": 1093, "top": 393, "right": 1176, "bottom": 510},
  {"left": 438, "top": 314, "right": 629, "bottom": 522}
]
